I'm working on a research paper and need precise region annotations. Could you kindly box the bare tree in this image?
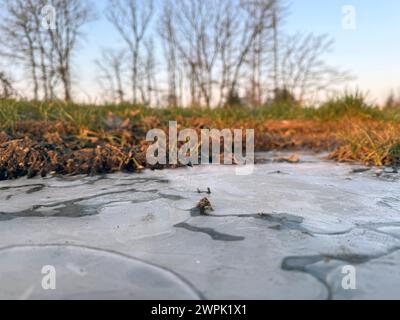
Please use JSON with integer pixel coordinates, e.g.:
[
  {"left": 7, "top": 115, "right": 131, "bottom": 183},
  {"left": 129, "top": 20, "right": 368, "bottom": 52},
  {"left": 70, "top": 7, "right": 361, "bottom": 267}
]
[
  {"left": 159, "top": 2, "right": 179, "bottom": 106},
  {"left": 0, "top": 71, "right": 15, "bottom": 99},
  {"left": 0, "top": 0, "right": 95, "bottom": 102},
  {"left": 27, "top": 0, "right": 51, "bottom": 100},
  {"left": 226, "top": 0, "right": 275, "bottom": 105},
  {"left": 271, "top": 1, "right": 280, "bottom": 96},
  {"left": 47, "top": 0, "right": 95, "bottom": 102},
  {"left": 277, "top": 33, "right": 351, "bottom": 102},
  {"left": 95, "top": 49, "right": 127, "bottom": 103},
  {"left": 0, "top": 0, "right": 353, "bottom": 106},
  {"left": 161, "top": 0, "right": 224, "bottom": 107},
  {"left": 106, "top": 0, "right": 155, "bottom": 105},
  {"left": 0, "top": 0, "right": 40, "bottom": 100},
  {"left": 245, "top": 1, "right": 284, "bottom": 106},
  {"left": 140, "top": 39, "right": 159, "bottom": 106},
  {"left": 160, "top": 0, "right": 276, "bottom": 107}
]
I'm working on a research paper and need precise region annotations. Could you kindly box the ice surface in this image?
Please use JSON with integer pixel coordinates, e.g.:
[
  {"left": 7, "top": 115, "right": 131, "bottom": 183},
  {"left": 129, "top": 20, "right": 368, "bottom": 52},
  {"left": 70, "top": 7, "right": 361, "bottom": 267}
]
[{"left": 0, "top": 151, "right": 399, "bottom": 299}]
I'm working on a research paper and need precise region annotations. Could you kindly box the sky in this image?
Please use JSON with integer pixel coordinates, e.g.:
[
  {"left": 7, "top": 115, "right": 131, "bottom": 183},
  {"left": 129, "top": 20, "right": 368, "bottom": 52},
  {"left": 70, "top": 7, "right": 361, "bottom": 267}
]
[
  {"left": 284, "top": 0, "right": 400, "bottom": 104},
  {"left": 11, "top": 0, "right": 400, "bottom": 104}
]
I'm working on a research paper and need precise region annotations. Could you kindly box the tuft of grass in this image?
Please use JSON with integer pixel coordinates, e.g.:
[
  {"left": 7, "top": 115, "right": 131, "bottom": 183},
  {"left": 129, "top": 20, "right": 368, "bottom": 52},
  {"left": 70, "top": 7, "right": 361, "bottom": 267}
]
[
  {"left": 315, "top": 90, "right": 383, "bottom": 120},
  {"left": 0, "top": 100, "right": 19, "bottom": 129},
  {"left": 330, "top": 118, "right": 400, "bottom": 166}
]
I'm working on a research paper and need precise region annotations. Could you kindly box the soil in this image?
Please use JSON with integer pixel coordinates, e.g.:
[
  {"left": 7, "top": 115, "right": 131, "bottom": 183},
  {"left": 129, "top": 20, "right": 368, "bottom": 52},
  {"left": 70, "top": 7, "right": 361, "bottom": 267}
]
[{"left": 0, "top": 119, "right": 339, "bottom": 180}]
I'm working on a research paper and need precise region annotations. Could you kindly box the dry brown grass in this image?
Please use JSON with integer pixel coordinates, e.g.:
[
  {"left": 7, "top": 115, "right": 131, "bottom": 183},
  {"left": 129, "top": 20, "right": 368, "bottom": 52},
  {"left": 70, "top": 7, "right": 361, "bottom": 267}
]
[
  {"left": 1, "top": 97, "right": 400, "bottom": 179},
  {"left": 329, "top": 117, "right": 400, "bottom": 166}
]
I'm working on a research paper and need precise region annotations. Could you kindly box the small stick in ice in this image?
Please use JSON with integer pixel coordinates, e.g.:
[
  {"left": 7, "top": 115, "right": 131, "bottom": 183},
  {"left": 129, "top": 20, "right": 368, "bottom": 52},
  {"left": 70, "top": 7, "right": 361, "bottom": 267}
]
[{"left": 197, "top": 187, "right": 211, "bottom": 194}]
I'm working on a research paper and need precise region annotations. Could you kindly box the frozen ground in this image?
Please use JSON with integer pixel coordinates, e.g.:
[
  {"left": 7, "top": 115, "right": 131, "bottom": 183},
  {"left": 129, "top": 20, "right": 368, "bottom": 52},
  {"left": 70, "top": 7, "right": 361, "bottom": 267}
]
[{"left": 0, "top": 152, "right": 400, "bottom": 300}]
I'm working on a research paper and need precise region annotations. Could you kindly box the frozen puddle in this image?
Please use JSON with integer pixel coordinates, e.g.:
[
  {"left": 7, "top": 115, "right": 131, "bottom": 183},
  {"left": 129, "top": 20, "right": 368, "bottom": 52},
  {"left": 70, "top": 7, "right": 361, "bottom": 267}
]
[
  {"left": 0, "top": 245, "right": 201, "bottom": 300},
  {"left": 0, "top": 152, "right": 399, "bottom": 299}
]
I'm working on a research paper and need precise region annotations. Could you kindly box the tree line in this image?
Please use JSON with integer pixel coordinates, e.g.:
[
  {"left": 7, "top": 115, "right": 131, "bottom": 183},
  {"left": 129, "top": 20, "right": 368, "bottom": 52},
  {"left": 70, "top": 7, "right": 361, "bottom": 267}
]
[{"left": 0, "top": 0, "right": 350, "bottom": 106}]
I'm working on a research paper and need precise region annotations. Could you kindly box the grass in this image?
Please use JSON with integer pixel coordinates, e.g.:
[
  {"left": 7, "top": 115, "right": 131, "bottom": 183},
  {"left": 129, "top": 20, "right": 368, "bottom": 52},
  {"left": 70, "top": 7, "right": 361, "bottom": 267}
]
[
  {"left": 1, "top": 91, "right": 400, "bottom": 179},
  {"left": 330, "top": 119, "right": 400, "bottom": 166}
]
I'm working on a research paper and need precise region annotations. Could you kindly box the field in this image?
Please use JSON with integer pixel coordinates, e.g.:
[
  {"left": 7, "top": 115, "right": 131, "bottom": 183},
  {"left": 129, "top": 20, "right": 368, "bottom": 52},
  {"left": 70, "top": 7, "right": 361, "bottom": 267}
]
[{"left": 1, "top": 93, "right": 400, "bottom": 180}]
